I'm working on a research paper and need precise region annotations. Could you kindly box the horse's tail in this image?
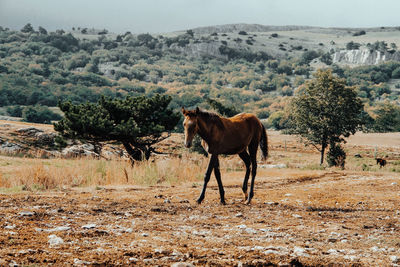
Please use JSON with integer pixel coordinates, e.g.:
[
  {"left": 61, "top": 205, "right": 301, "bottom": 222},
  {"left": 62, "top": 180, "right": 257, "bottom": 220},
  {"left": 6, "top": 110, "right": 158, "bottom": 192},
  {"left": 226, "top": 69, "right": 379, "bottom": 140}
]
[{"left": 260, "top": 124, "right": 268, "bottom": 160}]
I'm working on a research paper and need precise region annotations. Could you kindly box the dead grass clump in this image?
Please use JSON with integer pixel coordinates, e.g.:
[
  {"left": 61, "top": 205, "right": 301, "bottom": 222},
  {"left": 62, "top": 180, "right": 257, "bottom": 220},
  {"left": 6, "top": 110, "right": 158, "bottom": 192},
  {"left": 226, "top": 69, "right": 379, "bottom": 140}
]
[{"left": 0, "top": 154, "right": 211, "bottom": 190}]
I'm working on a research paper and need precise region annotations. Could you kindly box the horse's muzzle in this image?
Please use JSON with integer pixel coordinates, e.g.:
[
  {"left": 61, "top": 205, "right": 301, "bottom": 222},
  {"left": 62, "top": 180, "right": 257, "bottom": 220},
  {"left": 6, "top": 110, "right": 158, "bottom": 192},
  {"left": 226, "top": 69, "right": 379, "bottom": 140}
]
[{"left": 185, "top": 141, "right": 192, "bottom": 148}]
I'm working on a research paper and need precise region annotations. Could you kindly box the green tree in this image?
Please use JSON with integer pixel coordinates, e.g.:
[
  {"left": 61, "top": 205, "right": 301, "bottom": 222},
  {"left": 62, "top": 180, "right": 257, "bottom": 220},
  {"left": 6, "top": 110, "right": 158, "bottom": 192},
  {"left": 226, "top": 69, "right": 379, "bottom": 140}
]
[
  {"left": 54, "top": 95, "right": 180, "bottom": 162},
  {"left": 38, "top": 26, "right": 47, "bottom": 35},
  {"left": 373, "top": 103, "right": 400, "bottom": 132},
  {"left": 287, "top": 69, "right": 364, "bottom": 165},
  {"left": 21, "top": 23, "right": 34, "bottom": 33},
  {"left": 22, "top": 105, "right": 62, "bottom": 124},
  {"left": 206, "top": 98, "right": 239, "bottom": 117}
]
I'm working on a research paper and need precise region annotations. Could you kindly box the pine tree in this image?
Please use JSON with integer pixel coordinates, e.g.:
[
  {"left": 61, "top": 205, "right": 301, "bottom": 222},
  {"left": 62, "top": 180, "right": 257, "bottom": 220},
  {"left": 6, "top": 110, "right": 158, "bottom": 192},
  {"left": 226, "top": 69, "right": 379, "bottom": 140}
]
[{"left": 54, "top": 95, "right": 180, "bottom": 162}]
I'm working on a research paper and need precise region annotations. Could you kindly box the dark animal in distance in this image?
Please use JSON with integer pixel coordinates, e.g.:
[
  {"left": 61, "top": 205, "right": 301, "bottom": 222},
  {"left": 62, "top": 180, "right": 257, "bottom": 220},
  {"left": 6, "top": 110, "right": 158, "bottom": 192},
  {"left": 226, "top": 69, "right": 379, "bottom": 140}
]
[
  {"left": 376, "top": 158, "right": 387, "bottom": 168},
  {"left": 181, "top": 107, "right": 268, "bottom": 205}
]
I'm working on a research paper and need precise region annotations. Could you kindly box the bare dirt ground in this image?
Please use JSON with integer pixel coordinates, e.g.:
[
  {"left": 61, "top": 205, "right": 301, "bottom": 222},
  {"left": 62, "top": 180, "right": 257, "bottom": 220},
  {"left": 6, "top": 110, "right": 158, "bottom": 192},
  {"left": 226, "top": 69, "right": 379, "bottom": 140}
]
[
  {"left": 0, "top": 169, "right": 399, "bottom": 266},
  {"left": 0, "top": 125, "right": 400, "bottom": 266}
]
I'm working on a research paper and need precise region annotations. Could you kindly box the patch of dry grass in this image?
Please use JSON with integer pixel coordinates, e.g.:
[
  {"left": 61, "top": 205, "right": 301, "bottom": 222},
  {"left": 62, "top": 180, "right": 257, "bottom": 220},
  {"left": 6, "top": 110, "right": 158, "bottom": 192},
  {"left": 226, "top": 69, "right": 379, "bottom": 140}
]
[{"left": 0, "top": 153, "right": 217, "bottom": 190}]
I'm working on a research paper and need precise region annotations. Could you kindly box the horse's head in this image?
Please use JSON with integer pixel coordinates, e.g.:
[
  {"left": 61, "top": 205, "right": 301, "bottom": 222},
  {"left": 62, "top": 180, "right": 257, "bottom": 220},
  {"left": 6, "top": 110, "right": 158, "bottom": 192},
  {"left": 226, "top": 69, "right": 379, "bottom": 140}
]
[{"left": 181, "top": 107, "right": 200, "bottom": 148}]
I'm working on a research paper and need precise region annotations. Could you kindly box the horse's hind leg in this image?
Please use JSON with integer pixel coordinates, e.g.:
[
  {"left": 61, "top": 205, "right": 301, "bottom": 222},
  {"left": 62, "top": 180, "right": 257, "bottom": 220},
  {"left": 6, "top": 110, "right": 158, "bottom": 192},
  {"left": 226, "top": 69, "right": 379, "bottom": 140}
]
[
  {"left": 247, "top": 143, "right": 258, "bottom": 204},
  {"left": 239, "top": 151, "right": 251, "bottom": 201},
  {"left": 213, "top": 157, "right": 226, "bottom": 205},
  {"left": 197, "top": 154, "right": 218, "bottom": 204}
]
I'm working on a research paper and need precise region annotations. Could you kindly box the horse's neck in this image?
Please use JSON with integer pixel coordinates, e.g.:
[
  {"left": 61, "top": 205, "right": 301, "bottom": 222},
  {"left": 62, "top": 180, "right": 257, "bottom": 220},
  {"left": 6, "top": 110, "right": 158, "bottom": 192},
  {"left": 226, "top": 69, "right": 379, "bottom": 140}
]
[{"left": 197, "top": 116, "right": 218, "bottom": 144}]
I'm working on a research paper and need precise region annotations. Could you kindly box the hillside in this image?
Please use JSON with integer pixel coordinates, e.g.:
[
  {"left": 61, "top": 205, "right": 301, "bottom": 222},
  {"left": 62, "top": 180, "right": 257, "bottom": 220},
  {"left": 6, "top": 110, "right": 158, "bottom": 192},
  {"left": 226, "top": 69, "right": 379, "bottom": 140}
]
[{"left": 0, "top": 23, "right": 399, "bottom": 132}]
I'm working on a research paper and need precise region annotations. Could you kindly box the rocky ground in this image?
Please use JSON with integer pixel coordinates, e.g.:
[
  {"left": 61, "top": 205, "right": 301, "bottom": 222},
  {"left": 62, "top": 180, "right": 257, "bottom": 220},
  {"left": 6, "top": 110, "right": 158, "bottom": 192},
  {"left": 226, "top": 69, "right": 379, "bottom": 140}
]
[{"left": 0, "top": 170, "right": 399, "bottom": 266}]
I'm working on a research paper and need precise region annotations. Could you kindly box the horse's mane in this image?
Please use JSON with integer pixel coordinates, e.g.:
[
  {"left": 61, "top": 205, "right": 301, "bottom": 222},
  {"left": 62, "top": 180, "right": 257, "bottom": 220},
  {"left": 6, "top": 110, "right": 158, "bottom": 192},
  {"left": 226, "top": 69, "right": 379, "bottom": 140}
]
[{"left": 197, "top": 109, "right": 224, "bottom": 129}]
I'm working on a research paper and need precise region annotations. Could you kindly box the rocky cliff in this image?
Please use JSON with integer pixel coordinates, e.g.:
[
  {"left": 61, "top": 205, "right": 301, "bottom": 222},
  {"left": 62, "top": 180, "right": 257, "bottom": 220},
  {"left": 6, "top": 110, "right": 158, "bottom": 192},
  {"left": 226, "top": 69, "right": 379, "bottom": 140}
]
[{"left": 333, "top": 49, "right": 400, "bottom": 65}]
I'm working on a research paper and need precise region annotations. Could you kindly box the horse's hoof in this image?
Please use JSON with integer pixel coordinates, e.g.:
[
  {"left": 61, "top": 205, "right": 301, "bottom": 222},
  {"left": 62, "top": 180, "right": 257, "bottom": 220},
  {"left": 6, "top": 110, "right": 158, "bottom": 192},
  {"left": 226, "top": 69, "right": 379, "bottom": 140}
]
[
  {"left": 245, "top": 199, "right": 252, "bottom": 205},
  {"left": 196, "top": 199, "right": 203, "bottom": 204},
  {"left": 220, "top": 200, "right": 226, "bottom": 205}
]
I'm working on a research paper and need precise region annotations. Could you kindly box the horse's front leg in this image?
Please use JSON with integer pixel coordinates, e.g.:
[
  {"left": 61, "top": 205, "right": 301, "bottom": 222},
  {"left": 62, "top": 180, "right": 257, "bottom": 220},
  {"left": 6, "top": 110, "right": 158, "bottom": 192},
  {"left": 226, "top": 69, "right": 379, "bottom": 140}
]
[
  {"left": 197, "top": 154, "right": 218, "bottom": 204},
  {"left": 213, "top": 157, "right": 226, "bottom": 205}
]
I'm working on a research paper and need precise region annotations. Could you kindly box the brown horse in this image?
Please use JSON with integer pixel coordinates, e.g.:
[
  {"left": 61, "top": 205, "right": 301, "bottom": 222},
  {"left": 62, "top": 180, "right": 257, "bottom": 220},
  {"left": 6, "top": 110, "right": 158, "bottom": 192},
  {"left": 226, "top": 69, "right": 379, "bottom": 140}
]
[{"left": 181, "top": 107, "right": 268, "bottom": 205}]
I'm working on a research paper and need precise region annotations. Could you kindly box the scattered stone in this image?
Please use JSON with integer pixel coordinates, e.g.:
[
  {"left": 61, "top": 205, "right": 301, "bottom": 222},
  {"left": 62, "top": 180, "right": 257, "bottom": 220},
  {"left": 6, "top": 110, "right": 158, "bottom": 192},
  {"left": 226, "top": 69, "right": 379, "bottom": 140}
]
[
  {"left": 82, "top": 224, "right": 97, "bottom": 229},
  {"left": 235, "top": 212, "right": 244, "bottom": 217},
  {"left": 390, "top": 255, "right": 400, "bottom": 264},
  {"left": 264, "top": 201, "right": 278, "bottom": 205},
  {"left": 18, "top": 211, "right": 35, "bottom": 217},
  {"left": 62, "top": 144, "right": 98, "bottom": 158},
  {"left": 171, "top": 263, "right": 194, "bottom": 267},
  {"left": 48, "top": 234, "right": 64, "bottom": 247},
  {"left": 293, "top": 246, "right": 309, "bottom": 257},
  {"left": 141, "top": 233, "right": 149, "bottom": 237},
  {"left": 259, "top": 164, "right": 287, "bottom": 169},
  {"left": 327, "top": 249, "right": 339, "bottom": 255},
  {"left": 292, "top": 214, "right": 302, "bottom": 219},
  {"left": 354, "top": 154, "right": 362, "bottom": 158},
  {"left": 47, "top": 226, "right": 71, "bottom": 232},
  {"left": 164, "top": 198, "right": 171, "bottom": 203},
  {"left": 343, "top": 255, "right": 359, "bottom": 261},
  {"left": 5, "top": 225, "right": 16, "bottom": 230},
  {"left": 17, "top": 127, "right": 43, "bottom": 135},
  {"left": 73, "top": 258, "right": 92, "bottom": 265}
]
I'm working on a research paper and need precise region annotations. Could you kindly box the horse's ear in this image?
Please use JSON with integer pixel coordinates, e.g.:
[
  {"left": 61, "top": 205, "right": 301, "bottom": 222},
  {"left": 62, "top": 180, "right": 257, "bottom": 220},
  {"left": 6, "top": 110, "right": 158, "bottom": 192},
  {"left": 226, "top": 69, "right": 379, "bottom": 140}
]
[
  {"left": 195, "top": 107, "right": 200, "bottom": 114},
  {"left": 181, "top": 107, "right": 187, "bottom": 115}
]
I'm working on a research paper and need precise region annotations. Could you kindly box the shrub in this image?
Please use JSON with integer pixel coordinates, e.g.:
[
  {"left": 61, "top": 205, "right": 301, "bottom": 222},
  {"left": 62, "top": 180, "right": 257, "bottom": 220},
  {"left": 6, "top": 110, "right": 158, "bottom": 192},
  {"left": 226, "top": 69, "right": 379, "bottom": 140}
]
[
  {"left": 327, "top": 143, "right": 346, "bottom": 168},
  {"left": 346, "top": 41, "right": 361, "bottom": 50},
  {"left": 22, "top": 105, "right": 62, "bottom": 124},
  {"left": 353, "top": 30, "right": 366, "bottom": 36}
]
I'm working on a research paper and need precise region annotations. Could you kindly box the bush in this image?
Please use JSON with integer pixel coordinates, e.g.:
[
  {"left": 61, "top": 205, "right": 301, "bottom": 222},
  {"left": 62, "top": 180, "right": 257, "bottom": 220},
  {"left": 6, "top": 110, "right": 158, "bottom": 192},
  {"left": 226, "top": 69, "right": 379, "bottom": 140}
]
[
  {"left": 353, "top": 30, "right": 366, "bottom": 36},
  {"left": 346, "top": 41, "right": 361, "bottom": 50},
  {"left": 327, "top": 143, "right": 346, "bottom": 168},
  {"left": 392, "top": 67, "right": 400, "bottom": 78},
  {"left": 22, "top": 105, "right": 62, "bottom": 124},
  {"left": 6, "top": 105, "right": 23, "bottom": 117}
]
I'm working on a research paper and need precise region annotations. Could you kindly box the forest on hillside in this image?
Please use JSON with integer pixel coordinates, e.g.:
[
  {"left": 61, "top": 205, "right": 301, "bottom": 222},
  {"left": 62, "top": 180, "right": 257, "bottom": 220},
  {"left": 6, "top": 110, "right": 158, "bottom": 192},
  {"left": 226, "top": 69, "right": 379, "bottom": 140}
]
[{"left": 0, "top": 24, "right": 399, "bottom": 131}]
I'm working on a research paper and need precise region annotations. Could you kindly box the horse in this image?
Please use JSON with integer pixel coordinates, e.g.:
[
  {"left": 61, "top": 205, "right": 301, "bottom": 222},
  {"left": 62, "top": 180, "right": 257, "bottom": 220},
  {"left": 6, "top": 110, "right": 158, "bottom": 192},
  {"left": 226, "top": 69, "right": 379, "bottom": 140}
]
[
  {"left": 376, "top": 158, "right": 387, "bottom": 168},
  {"left": 181, "top": 107, "right": 268, "bottom": 205}
]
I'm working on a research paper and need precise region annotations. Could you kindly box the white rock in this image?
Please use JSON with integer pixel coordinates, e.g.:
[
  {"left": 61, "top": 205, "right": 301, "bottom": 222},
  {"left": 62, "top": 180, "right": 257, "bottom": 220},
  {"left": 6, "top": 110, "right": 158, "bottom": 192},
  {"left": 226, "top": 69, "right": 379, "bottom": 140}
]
[
  {"left": 82, "top": 224, "right": 96, "bottom": 229},
  {"left": 293, "top": 246, "right": 309, "bottom": 257},
  {"left": 171, "top": 263, "right": 194, "bottom": 267},
  {"left": 292, "top": 214, "right": 302, "bottom": 219},
  {"left": 19, "top": 211, "right": 35, "bottom": 216},
  {"left": 327, "top": 249, "right": 339, "bottom": 255},
  {"left": 48, "top": 234, "right": 64, "bottom": 247},
  {"left": 370, "top": 246, "right": 380, "bottom": 252},
  {"left": 344, "top": 255, "right": 359, "bottom": 261},
  {"left": 73, "top": 258, "right": 92, "bottom": 265},
  {"left": 47, "top": 226, "right": 71, "bottom": 232},
  {"left": 390, "top": 255, "right": 400, "bottom": 264}
]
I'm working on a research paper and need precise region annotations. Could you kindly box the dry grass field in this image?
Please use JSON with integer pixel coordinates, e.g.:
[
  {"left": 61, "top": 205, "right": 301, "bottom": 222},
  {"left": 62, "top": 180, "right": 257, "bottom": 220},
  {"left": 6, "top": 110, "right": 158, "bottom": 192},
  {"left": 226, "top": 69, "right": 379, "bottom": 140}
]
[{"left": 0, "top": 125, "right": 399, "bottom": 266}]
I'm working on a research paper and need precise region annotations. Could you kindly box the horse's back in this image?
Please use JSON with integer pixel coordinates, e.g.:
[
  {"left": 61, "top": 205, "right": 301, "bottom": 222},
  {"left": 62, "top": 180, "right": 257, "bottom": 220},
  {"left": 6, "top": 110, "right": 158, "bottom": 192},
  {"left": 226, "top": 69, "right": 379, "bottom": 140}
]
[{"left": 228, "top": 113, "right": 263, "bottom": 129}]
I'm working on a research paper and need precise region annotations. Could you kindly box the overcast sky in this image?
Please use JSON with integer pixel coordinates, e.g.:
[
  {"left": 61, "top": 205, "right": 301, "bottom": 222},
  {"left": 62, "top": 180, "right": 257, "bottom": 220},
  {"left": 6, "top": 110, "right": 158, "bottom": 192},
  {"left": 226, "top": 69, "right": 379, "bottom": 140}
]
[{"left": 1, "top": 0, "right": 399, "bottom": 33}]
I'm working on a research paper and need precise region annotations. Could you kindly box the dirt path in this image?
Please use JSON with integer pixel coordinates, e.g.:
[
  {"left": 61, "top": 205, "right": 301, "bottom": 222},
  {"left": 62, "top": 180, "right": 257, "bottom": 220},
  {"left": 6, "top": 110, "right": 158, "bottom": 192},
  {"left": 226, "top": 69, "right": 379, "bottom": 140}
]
[{"left": 1, "top": 170, "right": 399, "bottom": 266}]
